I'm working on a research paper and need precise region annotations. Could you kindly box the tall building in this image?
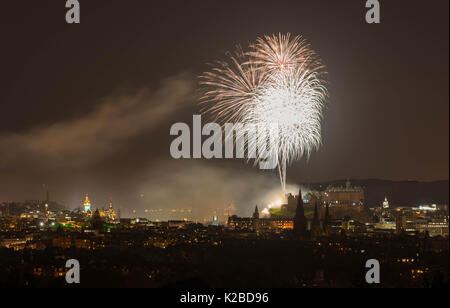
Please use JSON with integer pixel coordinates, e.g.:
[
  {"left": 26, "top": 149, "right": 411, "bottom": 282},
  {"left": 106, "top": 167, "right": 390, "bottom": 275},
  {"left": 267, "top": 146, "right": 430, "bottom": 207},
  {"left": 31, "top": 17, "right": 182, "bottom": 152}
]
[
  {"left": 83, "top": 195, "right": 92, "bottom": 213},
  {"left": 281, "top": 193, "right": 299, "bottom": 212},
  {"left": 293, "top": 188, "right": 307, "bottom": 238},
  {"left": 396, "top": 209, "right": 416, "bottom": 234},
  {"left": 382, "top": 197, "right": 390, "bottom": 209},
  {"left": 105, "top": 200, "right": 117, "bottom": 222},
  {"left": 212, "top": 215, "right": 219, "bottom": 226},
  {"left": 228, "top": 215, "right": 254, "bottom": 230}
]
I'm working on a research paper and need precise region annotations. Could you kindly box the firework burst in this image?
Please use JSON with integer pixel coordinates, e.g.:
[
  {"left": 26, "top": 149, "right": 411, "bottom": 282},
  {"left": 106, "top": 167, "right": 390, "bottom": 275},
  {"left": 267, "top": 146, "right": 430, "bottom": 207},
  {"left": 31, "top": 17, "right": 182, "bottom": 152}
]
[{"left": 200, "top": 33, "right": 328, "bottom": 192}]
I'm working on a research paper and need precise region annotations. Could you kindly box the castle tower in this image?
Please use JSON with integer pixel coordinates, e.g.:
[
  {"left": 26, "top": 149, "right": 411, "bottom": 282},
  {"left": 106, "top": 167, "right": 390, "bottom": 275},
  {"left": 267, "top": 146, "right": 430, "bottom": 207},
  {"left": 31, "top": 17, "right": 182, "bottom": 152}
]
[{"left": 293, "top": 187, "right": 307, "bottom": 238}]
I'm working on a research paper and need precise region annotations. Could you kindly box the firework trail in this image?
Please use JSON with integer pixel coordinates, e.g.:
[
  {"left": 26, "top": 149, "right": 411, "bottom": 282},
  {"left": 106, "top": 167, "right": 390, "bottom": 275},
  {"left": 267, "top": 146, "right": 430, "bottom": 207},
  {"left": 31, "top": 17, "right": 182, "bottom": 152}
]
[{"left": 200, "top": 33, "right": 328, "bottom": 192}]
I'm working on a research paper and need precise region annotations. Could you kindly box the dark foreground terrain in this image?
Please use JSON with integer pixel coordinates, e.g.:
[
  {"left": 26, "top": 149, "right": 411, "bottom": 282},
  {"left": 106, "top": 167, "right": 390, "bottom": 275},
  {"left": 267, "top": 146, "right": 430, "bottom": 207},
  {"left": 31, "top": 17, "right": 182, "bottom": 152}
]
[{"left": 1, "top": 234, "right": 448, "bottom": 288}]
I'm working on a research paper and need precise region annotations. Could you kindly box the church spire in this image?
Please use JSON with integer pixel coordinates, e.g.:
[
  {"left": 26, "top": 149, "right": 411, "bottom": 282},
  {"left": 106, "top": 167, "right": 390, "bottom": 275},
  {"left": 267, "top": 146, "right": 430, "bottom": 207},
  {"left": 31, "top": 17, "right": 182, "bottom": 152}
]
[
  {"left": 323, "top": 201, "right": 330, "bottom": 235},
  {"left": 253, "top": 205, "right": 259, "bottom": 219},
  {"left": 294, "top": 187, "right": 307, "bottom": 238},
  {"left": 311, "top": 198, "right": 321, "bottom": 239},
  {"left": 252, "top": 205, "right": 260, "bottom": 231}
]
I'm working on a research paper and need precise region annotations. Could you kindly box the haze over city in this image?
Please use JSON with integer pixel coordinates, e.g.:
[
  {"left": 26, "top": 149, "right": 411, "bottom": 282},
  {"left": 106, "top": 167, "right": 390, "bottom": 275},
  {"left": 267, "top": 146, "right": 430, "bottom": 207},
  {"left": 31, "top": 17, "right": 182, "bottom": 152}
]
[{"left": 1, "top": 1, "right": 448, "bottom": 217}]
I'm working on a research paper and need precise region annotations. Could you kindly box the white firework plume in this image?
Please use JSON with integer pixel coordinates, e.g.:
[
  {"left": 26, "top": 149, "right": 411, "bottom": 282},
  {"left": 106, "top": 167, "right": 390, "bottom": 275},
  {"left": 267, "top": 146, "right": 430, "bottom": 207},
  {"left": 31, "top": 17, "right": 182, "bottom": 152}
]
[{"left": 200, "top": 33, "right": 328, "bottom": 192}]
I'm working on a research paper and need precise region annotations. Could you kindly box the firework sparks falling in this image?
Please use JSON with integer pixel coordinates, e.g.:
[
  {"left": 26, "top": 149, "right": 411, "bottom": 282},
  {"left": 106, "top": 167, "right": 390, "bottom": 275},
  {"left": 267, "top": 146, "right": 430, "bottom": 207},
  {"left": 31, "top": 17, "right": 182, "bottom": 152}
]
[{"left": 200, "top": 33, "right": 328, "bottom": 192}]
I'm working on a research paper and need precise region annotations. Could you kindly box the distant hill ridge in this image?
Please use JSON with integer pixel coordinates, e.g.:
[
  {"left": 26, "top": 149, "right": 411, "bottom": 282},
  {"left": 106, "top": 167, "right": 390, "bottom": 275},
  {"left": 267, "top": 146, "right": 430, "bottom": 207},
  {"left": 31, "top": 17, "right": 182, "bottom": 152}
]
[{"left": 304, "top": 179, "right": 449, "bottom": 207}]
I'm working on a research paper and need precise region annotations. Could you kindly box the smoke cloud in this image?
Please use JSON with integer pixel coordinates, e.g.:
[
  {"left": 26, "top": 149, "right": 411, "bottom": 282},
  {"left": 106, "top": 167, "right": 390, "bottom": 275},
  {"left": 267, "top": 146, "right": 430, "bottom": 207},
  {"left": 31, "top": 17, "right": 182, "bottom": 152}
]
[{"left": 0, "top": 73, "right": 289, "bottom": 219}]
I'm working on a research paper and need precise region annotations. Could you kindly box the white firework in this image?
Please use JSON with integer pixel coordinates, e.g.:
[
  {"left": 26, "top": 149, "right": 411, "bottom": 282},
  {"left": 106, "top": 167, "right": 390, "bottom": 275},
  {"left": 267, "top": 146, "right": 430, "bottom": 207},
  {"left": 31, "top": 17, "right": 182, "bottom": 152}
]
[{"left": 200, "top": 33, "right": 328, "bottom": 192}]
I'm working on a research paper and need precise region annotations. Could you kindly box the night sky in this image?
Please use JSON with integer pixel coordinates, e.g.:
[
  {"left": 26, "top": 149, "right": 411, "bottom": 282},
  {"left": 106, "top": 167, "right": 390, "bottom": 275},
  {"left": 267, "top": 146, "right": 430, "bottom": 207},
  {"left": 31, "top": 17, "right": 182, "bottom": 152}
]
[{"left": 0, "top": 0, "right": 448, "bottom": 217}]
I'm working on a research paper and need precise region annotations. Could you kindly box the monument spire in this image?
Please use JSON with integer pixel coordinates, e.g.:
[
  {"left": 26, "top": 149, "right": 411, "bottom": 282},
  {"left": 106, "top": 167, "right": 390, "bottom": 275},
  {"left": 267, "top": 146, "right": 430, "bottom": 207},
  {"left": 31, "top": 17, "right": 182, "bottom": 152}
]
[
  {"left": 83, "top": 194, "right": 92, "bottom": 213},
  {"left": 294, "top": 187, "right": 307, "bottom": 238}
]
